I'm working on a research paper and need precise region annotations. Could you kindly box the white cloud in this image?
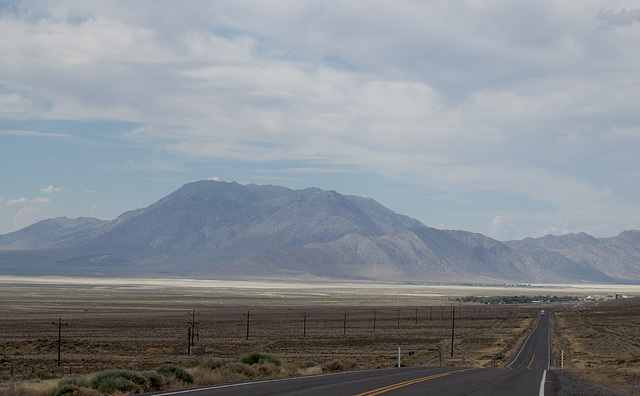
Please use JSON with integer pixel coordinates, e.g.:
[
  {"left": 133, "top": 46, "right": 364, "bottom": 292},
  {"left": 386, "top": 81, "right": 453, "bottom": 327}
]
[
  {"left": 544, "top": 226, "right": 571, "bottom": 236},
  {"left": 31, "top": 196, "right": 51, "bottom": 204},
  {"left": 6, "top": 197, "right": 28, "bottom": 205},
  {"left": 596, "top": 8, "right": 640, "bottom": 28},
  {"left": 40, "top": 185, "right": 66, "bottom": 193},
  {"left": 12, "top": 206, "right": 48, "bottom": 231},
  {"left": 489, "top": 215, "right": 518, "bottom": 240},
  {"left": 0, "top": 129, "right": 73, "bottom": 138},
  {"left": 2, "top": 1, "right": 640, "bottom": 239},
  {"left": 123, "top": 159, "right": 185, "bottom": 172}
]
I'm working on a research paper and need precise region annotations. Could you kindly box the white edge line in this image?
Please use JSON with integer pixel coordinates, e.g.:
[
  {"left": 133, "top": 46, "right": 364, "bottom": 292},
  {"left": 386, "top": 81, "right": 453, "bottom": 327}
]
[
  {"left": 539, "top": 370, "right": 547, "bottom": 396},
  {"left": 547, "top": 314, "right": 551, "bottom": 370},
  {"left": 151, "top": 368, "right": 382, "bottom": 395}
]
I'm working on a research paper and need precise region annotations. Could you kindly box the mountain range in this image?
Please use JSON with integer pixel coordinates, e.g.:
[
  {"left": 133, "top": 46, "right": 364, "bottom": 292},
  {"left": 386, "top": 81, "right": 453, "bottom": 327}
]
[{"left": 1, "top": 180, "right": 639, "bottom": 284}]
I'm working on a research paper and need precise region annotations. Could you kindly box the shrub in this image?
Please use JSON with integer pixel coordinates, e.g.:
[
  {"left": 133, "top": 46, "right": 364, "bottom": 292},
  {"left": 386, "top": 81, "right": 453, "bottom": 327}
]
[
  {"left": 49, "top": 377, "right": 99, "bottom": 396},
  {"left": 240, "top": 352, "right": 280, "bottom": 366},
  {"left": 54, "top": 376, "right": 91, "bottom": 390},
  {"left": 157, "top": 364, "right": 193, "bottom": 384},
  {"left": 323, "top": 359, "right": 357, "bottom": 372},
  {"left": 299, "top": 361, "right": 317, "bottom": 369},
  {"left": 140, "top": 370, "right": 165, "bottom": 391},
  {"left": 198, "top": 358, "right": 225, "bottom": 370},
  {"left": 297, "top": 366, "right": 323, "bottom": 376},
  {"left": 90, "top": 369, "right": 148, "bottom": 394},
  {"left": 190, "top": 367, "right": 220, "bottom": 386},
  {"left": 49, "top": 384, "right": 100, "bottom": 396},
  {"left": 255, "top": 364, "right": 280, "bottom": 377},
  {"left": 222, "top": 362, "right": 256, "bottom": 379}
]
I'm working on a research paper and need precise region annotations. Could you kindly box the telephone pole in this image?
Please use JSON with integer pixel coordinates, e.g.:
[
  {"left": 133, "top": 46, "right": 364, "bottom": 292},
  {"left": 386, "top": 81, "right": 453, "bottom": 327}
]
[
  {"left": 302, "top": 312, "right": 307, "bottom": 337},
  {"left": 245, "top": 311, "right": 250, "bottom": 340},
  {"left": 188, "top": 310, "right": 199, "bottom": 356},
  {"left": 450, "top": 305, "right": 455, "bottom": 357},
  {"left": 53, "top": 318, "right": 67, "bottom": 366},
  {"left": 372, "top": 310, "right": 377, "bottom": 331},
  {"left": 343, "top": 313, "right": 348, "bottom": 335}
]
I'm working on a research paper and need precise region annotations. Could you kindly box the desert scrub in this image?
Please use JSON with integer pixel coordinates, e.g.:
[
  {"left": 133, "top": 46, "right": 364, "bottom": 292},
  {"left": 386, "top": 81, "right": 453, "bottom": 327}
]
[
  {"left": 48, "top": 367, "right": 177, "bottom": 395},
  {"left": 224, "top": 362, "right": 257, "bottom": 377},
  {"left": 198, "top": 358, "right": 225, "bottom": 370},
  {"left": 140, "top": 370, "right": 164, "bottom": 390},
  {"left": 49, "top": 377, "right": 98, "bottom": 396},
  {"left": 323, "top": 358, "right": 358, "bottom": 372},
  {"left": 90, "top": 369, "right": 151, "bottom": 394},
  {"left": 299, "top": 361, "right": 318, "bottom": 368},
  {"left": 157, "top": 364, "right": 193, "bottom": 384},
  {"left": 240, "top": 351, "right": 280, "bottom": 366},
  {"left": 50, "top": 384, "right": 101, "bottom": 396}
]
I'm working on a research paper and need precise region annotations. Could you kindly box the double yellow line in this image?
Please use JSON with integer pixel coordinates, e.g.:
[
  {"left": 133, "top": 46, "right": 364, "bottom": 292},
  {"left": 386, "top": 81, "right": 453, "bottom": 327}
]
[{"left": 354, "top": 368, "right": 474, "bottom": 396}]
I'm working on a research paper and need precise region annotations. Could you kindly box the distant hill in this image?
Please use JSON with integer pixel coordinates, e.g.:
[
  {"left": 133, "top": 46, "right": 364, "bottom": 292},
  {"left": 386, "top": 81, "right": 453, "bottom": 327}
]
[
  {"left": 0, "top": 180, "right": 638, "bottom": 283},
  {"left": 0, "top": 217, "right": 108, "bottom": 250}
]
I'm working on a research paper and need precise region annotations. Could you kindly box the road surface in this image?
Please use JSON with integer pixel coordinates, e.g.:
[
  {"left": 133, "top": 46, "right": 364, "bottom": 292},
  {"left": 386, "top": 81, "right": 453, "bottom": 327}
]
[{"left": 155, "top": 312, "right": 554, "bottom": 395}]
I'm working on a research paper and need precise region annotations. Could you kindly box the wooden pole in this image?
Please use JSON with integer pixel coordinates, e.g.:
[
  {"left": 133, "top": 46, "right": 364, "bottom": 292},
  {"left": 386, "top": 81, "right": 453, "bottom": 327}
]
[
  {"left": 343, "top": 313, "right": 347, "bottom": 335},
  {"left": 303, "top": 312, "right": 307, "bottom": 337},
  {"left": 450, "top": 306, "right": 455, "bottom": 357},
  {"left": 57, "top": 318, "right": 62, "bottom": 366},
  {"left": 246, "top": 311, "right": 250, "bottom": 340},
  {"left": 373, "top": 310, "right": 377, "bottom": 331}
]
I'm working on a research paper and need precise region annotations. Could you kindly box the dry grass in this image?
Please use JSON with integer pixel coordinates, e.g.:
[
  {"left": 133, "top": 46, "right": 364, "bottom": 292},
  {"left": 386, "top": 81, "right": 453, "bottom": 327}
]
[
  {"left": 3, "top": 279, "right": 638, "bottom": 395},
  {"left": 552, "top": 298, "right": 640, "bottom": 395},
  {"left": 0, "top": 282, "right": 543, "bottom": 395}
]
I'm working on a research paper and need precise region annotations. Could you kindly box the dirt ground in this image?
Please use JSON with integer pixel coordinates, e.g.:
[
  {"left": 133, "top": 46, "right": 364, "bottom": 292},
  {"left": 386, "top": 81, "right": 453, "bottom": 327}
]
[
  {"left": 552, "top": 298, "right": 640, "bottom": 395},
  {"left": 1, "top": 279, "right": 639, "bottom": 395}
]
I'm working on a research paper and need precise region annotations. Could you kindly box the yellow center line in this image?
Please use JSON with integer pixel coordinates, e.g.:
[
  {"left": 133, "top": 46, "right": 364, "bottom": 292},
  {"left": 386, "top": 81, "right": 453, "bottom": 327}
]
[
  {"left": 353, "top": 368, "right": 475, "bottom": 396},
  {"left": 526, "top": 352, "right": 536, "bottom": 370}
]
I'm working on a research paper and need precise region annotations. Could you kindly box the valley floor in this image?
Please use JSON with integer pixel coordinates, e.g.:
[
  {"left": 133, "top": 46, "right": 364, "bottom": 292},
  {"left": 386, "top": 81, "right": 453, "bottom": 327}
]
[{"left": 0, "top": 277, "right": 639, "bottom": 395}]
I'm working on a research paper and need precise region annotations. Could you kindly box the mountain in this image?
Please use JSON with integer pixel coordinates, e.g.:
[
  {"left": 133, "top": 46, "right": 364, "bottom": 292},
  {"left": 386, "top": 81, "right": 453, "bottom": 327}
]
[
  {"left": 0, "top": 180, "right": 638, "bottom": 283},
  {"left": 0, "top": 217, "right": 108, "bottom": 250},
  {"left": 505, "top": 231, "right": 640, "bottom": 281}
]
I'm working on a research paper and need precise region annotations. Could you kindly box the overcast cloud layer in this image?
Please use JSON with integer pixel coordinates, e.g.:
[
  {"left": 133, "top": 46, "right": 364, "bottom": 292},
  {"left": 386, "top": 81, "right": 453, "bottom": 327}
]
[{"left": 2, "top": 0, "right": 640, "bottom": 240}]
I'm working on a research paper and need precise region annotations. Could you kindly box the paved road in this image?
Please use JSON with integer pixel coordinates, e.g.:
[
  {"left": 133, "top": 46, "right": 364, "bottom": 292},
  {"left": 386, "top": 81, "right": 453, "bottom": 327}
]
[
  {"left": 507, "top": 311, "right": 551, "bottom": 371},
  {"left": 156, "top": 312, "right": 553, "bottom": 396}
]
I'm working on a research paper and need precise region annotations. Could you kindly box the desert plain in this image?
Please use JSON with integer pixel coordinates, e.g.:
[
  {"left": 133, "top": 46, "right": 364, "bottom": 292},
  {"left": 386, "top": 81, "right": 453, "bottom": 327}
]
[{"left": 1, "top": 276, "right": 640, "bottom": 395}]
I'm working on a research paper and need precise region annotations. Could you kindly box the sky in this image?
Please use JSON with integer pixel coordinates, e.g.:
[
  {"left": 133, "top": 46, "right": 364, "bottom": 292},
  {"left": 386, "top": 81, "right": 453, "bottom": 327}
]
[{"left": 1, "top": 1, "right": 640, "bottom": 241}]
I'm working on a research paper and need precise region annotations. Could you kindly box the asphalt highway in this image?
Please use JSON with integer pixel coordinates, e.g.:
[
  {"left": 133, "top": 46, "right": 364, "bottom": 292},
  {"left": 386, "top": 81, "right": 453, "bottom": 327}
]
[{"left": 155, "top": 312, "right": 554, "bottom": 396}]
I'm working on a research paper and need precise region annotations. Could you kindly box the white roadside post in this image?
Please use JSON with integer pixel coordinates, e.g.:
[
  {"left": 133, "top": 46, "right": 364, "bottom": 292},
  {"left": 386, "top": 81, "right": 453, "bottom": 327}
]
[{"left": 398, "top": 347, "right": 401, "bottom": 368}]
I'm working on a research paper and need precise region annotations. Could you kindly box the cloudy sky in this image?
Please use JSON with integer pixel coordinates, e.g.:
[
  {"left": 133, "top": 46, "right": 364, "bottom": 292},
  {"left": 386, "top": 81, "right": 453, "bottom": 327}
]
[{"left": 1, "top": 1, "right": 640, "bottom": 241}]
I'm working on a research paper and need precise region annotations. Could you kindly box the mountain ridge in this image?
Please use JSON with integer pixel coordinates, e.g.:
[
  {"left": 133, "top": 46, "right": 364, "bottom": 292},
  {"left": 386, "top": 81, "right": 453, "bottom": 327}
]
[{"left": 0, "top": 180, "right": 638, "bottom": 283}]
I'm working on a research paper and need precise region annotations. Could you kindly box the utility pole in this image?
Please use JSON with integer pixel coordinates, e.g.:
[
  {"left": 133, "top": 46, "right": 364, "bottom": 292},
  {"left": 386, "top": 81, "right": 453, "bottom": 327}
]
[
  {"left": 245, "top": 311, "right": 250, "bottom": 340},
  {"left": 302, "top": 312, "right": 307, "bottom": 337},
  {"left": 343, "top": 313, "right": 348, "bottom": 335},
  {"left": 373, "top": 310, "right": 377, "bottom": 331},
  {"left": 450, "top": 305, "right": 455, "bottom": 357},
  {"left": 188, "top": 310, "right": 199, "bottom": 356},
  {"left": 53, "top": 318, "right": 67, "bottom": 366}
]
